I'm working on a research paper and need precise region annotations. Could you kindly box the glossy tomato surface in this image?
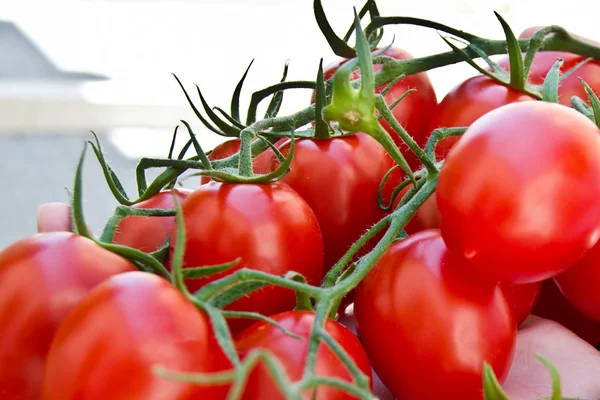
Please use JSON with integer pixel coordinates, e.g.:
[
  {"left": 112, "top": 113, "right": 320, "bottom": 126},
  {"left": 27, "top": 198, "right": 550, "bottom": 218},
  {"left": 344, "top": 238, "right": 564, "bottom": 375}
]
[
  {"left": 269, "top": 133, "right": 400, "bottom": 270},
  {"left": 171, "top": 182, "right": 324, "bottom": 333},
  {"left": 500, "top": 281, "right": 543, "bottom": 326},
  {"left": 42, "top": 272, "right": 230, "bottom": 400},
  {"left": 438, "top": 101, "right": 600, "bottom": 283},
  {"left": 318, "top": 47, "right": 437, "bottom": 169},
  {"left": 235, "top": 311, "right": 372, "bottom": 400},
  {"left": 354, "top": 230, "right": 516, "bottom": 400},
  {"left": 426, "top": 75, "right": 535, "bottom": 159},
  {"left": 495, "top": 27, "right": 600, "bottom": 107},
  {"left": 555, "top": 238, "right": 600, "bottom": 321},
  {"left": 533, "top": 279, "right": 600, "bottom": 347},
  {"left": 0, "top": 233, "right": 134, "bottom": 400},
  {"left": 112, "top": 188, "right": 191, "bottom": 253}
]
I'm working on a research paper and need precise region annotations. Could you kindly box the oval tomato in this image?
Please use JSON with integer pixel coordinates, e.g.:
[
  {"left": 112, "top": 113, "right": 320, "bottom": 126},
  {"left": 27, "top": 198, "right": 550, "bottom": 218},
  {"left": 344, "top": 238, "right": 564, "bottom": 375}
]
[
  {"left": 171, "top": 181, "right": 324, "bottom": 334},
  {"left": 112, "top": 188, "right": 191, "bottom": 254},
  {"left": 426, "top": 75, "right": 534, "bottom": 159},
  {"left": 234, "top": 310, "right": 371, "bottom": 400},
  {"left": 500, "top": 281, "right": 542, "bottom": 326},
  {"left": 42, "top": 271, "right": 230, "bottom": 400},
  {"left": 0, "top": 233, "right": 134, "bottom": 400},
  {"left": 533, "top": 279, "right": 600, "bottom": 347},
  {"left": 354, "top": 230, "right": 516, "bottom": 400},
  {"left": 268, "top": 133, "right": 400, "bottom": 271},
  {"left": 495, "top": 27, "right": 600, "bottom": 107},
  {"left": 201, "top": 138, "right": 285, "bottom": 184},
  {"left": 437, "top": 101, "right": 600, "bottom": 283},
  {"left": 317, "top": 47, "right": 437, "bottom": 169},
  {"left": 554, "top": 238, "right": 600, "bottom": 321}
]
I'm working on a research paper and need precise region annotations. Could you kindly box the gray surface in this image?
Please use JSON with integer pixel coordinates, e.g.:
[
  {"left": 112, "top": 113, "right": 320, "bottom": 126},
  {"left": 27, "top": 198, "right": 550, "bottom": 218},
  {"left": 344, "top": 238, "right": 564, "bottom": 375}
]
[{"left": 0, "top": 133, "right": 150, "bottom": 247}]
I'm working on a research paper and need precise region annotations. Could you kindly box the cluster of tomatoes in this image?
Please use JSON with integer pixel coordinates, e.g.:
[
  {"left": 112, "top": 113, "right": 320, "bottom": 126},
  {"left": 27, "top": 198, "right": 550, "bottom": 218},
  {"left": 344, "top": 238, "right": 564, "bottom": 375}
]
[{"left": 2, "top": 18, "right": 600, "bottom": 400}]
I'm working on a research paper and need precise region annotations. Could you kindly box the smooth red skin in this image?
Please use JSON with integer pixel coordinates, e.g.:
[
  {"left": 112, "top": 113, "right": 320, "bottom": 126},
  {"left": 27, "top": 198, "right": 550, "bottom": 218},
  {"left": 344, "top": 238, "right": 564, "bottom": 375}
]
[
  {"left": 354, "top": 230, "right": 516, "bottom": 400},
  {"left": 438, "top": 101, "right": 600, "bottom": 284},
  {"left": 234, "top": 311, "right": 372, "bottom": 400},
  {"left": 269, "top": 133, "right": 400, "bottom": 270},
  {"left": 42, "top": 272, "right": 230, "bottom": 400},
  {"left": 500, "top": 281, "right": 543, "bottom": 326},
  {"left": 555, "top": 238, "right": 600, "bottom": 321},
  {"left": 426, "top": 75, "right": 534, "bottom": 159},
  {"left": 318, "top": 47, "right": 438, "bottom": 169},
  {"left": 533, "top": 279, "right": 600, "bottom": 347},
  {"left": 394, "top": 183, "right": 441, "bottom": 234},
  {"left": 0, "top": 233, "right": 134, "bottom": 400},
  {"left": 201, "top": 138, "right": 284, "bottom": 184},
  {"left": 112, "top": 189, "right": 191, "bottom": 253},
  {"left": 495, "top": 28, "right": 600, "bottom": 107},
  {"left": 170, "top": 182, "right": 324, "bottom": 334}
]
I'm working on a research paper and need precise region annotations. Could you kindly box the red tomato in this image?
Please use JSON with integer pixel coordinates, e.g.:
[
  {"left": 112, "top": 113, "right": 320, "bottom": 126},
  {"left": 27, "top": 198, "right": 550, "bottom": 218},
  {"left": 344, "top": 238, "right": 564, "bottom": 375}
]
[
  {"left": 555, "top": 238, "right": 600, "bottom": 321},
  {"left": 42, "top": 272, "right": 230, "bottom": 400},
  {"left": 268, "top": 133, "right": 401, "bottom": 271},
  {"left": 500, "top": 281, "right": 542, "bottom": 326},
  {"left": 495, "top": 27, "right": 600, "bottom": 107},
  {"left": 201, "top": 138, "right": 285, "bottom": 184},
  {"left": 426, "top": 75, "right": 534, "bottom": 159},
  {"left": 394, "top": 183, "right": 440, "bottom": 234},
  {"left": 438, "top": 101, "right": 600, "bottom": 283},
  {"left": 234, "top": 311, "right": 372, "bottom": 400},
  {"left": 533, "top": 279, "right": 600, "bottom": 347},
  {"left": 0, "top": 233, "right": 134, "bottom": 400},
  {"left": 112, "top": 188, "right": 191, "bottom": 253},
  {"left": 354, "top": 230, "right": 516, "bottom": 400},
  {"left": 171, "top": 182, "right": 324, "bottom": 334},
  {"left": 317, "top": 47, "right": 438, "bottom": 169}
]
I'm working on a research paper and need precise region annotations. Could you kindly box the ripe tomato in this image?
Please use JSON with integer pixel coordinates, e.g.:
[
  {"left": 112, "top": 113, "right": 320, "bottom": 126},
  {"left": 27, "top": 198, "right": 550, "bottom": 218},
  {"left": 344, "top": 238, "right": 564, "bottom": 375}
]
[
  {"left": 533, "top": 279, "right": 600, "bottom": 347},
  {"left": 426, "top": 75, "right": 535, "bottom": 159},
  {"left": 394, "top": 183, "right": 440, "bottom": 234},
  {"left": 317, "top": 47, "right": 438, "bottom": 169},
  {"left": 201, "top": 138, "right": 285, "bottom": 184},
  {"left": 354, "top": 230, "right": 516, "bottom": 400},
  {"left": 437, "top": 101, "right": 600, "bottom": 283},
  {"left": 112, "top": 188, "right": 191, "bottom": 254},
  {"left": 171, "top": 182, "right": 324, "bottom": 333},
  {"left": 495, "top": 27, "right": 600, "bottom": 107},
  {"left": 554, "top": 238, "right": 600, "bottom": 321},
  {"left": 42, "top": 271, "right": 230, "bottom": 400},
  {"left": 0, "top": 233, "right": 134, "bottom": 400},
  {"left": 234, "top": 311, "right": 372, "bottom": 400},
  {"left": 500, "top": 281, "right": 542, "bottom": 326},
  {"left": 268, "top": 133, "right": 401, "bottom": 271}
]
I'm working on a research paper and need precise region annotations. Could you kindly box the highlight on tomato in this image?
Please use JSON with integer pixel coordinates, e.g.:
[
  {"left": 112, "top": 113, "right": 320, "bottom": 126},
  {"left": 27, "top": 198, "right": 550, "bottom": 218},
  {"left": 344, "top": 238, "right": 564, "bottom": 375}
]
[
  {"left": 0, "top": 233, "right": 134, "bottom": 400},
  {"left": 234, "top": 310, "right": 372, "bottom": 400},
  {"left": 437, "top": 101, "right": 600, "bottom": 284},
  {"left": 42, "top": 272, "right": 230, "bottom": 400},
  {"left": 354, "top": 230, "right": 516, "bottom": 400}
]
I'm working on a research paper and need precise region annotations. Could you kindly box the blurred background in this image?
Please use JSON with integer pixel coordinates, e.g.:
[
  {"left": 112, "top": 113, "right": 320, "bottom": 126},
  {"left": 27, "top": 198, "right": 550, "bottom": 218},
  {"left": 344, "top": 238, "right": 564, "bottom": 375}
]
[{"left": 1, "top": 0, "right": 597, "bottom": 246}]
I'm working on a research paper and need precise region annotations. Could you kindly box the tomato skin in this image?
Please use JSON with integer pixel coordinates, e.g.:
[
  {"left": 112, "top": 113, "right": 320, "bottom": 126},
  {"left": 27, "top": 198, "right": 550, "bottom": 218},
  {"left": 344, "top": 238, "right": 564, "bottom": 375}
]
[
  {"left": 42, "top": 271, "right": 230, "bottom": 400},
  {"left": 112, "top": 188, "right": 191, "bottom": 253},
  {"left": 354, "top": 230, "right": 516, "bottom": 400},
  {"left": 0, "top": 233, "right": 134, "bottom": 400},
  {"left": 394, "top": 183, "right": 440, "bottom": 234},
  {"left": 554, "top": 238, "right": 600, "bottom": 321},
  {"left": 269, "top": 133, "right": 400, "bottom": 270},
  {"left": 533, "top": 279, "right": 600, "bottom": 347},
  {"left": 500, "top": 281, "right": 542, "bottom": 326},
  {"left": 426, "top": 75, "right": 535, "bottom": 159},
  {"left": 171, "top": 182, "right": 324, "bottom": 333},
  {"left": 201, "top": 138, "right": 284, "bottom": 184},
  {"left": 437, "top": 101, "right": 600, "bottom": 284},
  {"left": 317, "top": 47, "right": 438, "bottom": 169},
  {"left": 495, "top": 28, "right": 600, "bottom": 107},
  {"left": 234, "top": 311, "right": 372, "bottom": 400}
]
